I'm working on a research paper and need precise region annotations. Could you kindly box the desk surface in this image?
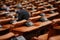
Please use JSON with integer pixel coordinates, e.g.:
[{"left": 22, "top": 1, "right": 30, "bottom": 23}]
[
  {"left": 42, "top": 8, "right": 57, "bottom": 12},
  {"left": 46, "top": 12, "right": 59, "bottom": 18},
  {"left": 52, "top": 18, "right": 60, "bottom": 22},
  {"left": 13, "top": 21, "right": 52, "bottom": 32},
  {"left": 53, "top": 26, "right": 60, "bottom": 29},
  {"left": 0, "top": 18, "right": 12, "bottom": 22},
  {"left": 56, "top": 1, "right": 60, "bottom": 4},
  {"left": 49, "top": 35, "right": 60, "bottom": 40},
  {"left": 0, "top": 24, "right": 12, "bottom": 31},
  {"left": 52, "top": 18, "right": 60, "bottom": 29},
  {"left": 0, "top": 32, "right": 15, "bottom": 40}
]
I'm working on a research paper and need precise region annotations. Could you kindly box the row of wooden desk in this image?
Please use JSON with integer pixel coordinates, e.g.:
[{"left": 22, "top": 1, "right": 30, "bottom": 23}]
[
  {"left": 0, "top": 12, "right": 59, "bottom": 32},
  {"left": 0, "top": 0, "right": 60, "bottom": 40}
]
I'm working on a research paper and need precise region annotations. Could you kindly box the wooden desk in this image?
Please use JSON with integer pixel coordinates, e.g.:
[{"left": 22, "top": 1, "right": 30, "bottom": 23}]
[
  {"left": 30, "top": 10, "right": 37, "bottom": 13},
  {"left": 49, "top": 35, "right": 60, "bottom": 40},
  {"left": 43, "top": 2, "right": 48, "bottom": 5},
  {"left": 0, "top": 13, "right": 6, "bottom": 16},
  {"left": 0, "top": 18, "right": 12, "bottom": 23},
  {"left": 0, "top": 32, "right": 15, "bottom": 40},
  {"left": 46, "top": 12, "right": 59, "bottom": 18},
  {"left": 56, "top": 1, "right": 60, "bottom": 4},
  {"left": 38, "top": 6, "right": 44, "bottom": 9},
  {"left": 44, "top": 4, "right": 52, "bottom": 7},
  {"left": 33, "top": 33, "right": 48, "bottom": 40},
  {"left": 52, "top": 19, "right": 60, "bottom": 29},
  {"left": 26, "top": 7, "right": 32, "bottom": 9},
  {"left": 29, "top": 16, "right": 41, "bottom": 21},
  {"left": 32, "top": 8, "right": 57, "bottom": 16},
  {"left": 22, "top": 3, "right": 26, "bottom": 5},
  {"left": 12, "top": 20, "right": 27, "bottom": 27},
  {"left": 0, "top": 12, "right": 9, "bottom": 16},
  {"left": 0, "top": 17, "right": 6, "bottom": 19},
  {"left": 53, "top": 26, "right": 60, "bottom": 29},
  {"left": 42, "top": 8, "right": 57, "bottom": 12},
  {"left": 48, "top": 8, "right": 57, "bottom": 10},
  {"left": 35, "top": 2, "right": 39, "bottom": 4},
  {"left": 0, "top": 18, "right": 12, "bottom": 24},
  {"left": 13, "top": 21, "right": 52, "bottom": 32},
  {"left": 32, "top": 11, "right": 41, "bottom": 16},
  {"left": 42, "top": 9, "right": 50, "bottom": 12},
  {"left": 0, "top": 28, "right": 9, "bottom": 31},
  {"left": 0, "top": 24, "right": 12, "bottom": 31},
  {"left": 52, "top": 18, "right": 60, "bottom": 23}
]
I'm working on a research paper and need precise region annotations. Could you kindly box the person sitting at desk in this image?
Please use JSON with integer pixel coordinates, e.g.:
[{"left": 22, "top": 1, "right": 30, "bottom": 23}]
[
  {"left": 15, "top": 6, "right": 30, "bottom": 21},
  {"left": 15, "top": 5, "right": 34, "bottom": 26}
]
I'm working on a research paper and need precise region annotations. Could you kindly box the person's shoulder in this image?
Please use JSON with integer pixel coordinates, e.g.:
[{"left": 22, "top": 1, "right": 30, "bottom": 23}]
[
  {"left": 23, "top": 9, "right": 28, "bottom": 12},
  {"left": 16, "top": 9, "right": 20, "bottom": 12}
]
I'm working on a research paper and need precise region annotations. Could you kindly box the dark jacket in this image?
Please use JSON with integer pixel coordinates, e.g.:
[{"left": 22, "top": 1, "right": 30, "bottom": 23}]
[{"left": 16, "top": 9, "right": 30, "bottom": 21}]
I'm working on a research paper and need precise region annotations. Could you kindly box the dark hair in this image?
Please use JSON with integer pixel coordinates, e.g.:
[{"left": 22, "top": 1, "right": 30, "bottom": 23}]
[
  {"left": 19, "top": 7, "right": 23, "bottom": 9},
  {"left": 15, "top": 6, "right": 23, "bottom": 9}
]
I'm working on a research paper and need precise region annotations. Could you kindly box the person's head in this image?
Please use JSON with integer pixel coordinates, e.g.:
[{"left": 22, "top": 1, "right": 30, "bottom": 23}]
[{"left": 15, "top": 3, "right": 23, "bottom": 10}]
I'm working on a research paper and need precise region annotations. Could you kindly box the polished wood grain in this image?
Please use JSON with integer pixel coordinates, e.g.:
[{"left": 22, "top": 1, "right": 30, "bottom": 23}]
[{"left": 13, "top": 21, "right": 52, "bottom": 32}]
